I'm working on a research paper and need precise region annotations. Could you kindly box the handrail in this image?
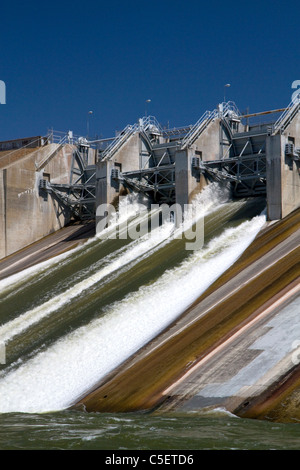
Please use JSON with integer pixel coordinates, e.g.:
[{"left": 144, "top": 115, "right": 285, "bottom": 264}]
[
  {"left": 140, "top": 115, "right": 163, "bottom": 133},
  {"left": 35, "top": 132, "right": 78, "bottom": 172},
  {"left": 100, "top": 123, "right": 140, "bottom": 161},
  {"left": 181, "top": 109, "right": 218, "bottom": 149},
  {"left": 35, "top": 139, "right": 68, "bottom": 171},
  {"left": 181, "top": 101, "right": 241, "bottom": 150},
  {"left": 98, "top": 101, "right": 242, "bottom": 160},
  {"left": 221, "top": 101, "right": 241, "bottom": 118},
  {"left": 47, "top": 129, "right": 81, "bottom": 145},
  {"left": 273, "top": 94, "right": 300, "bottom": 134}
]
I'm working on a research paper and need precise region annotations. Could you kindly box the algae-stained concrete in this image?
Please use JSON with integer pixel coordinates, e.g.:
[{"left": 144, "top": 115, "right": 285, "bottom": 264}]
[
  {"left": 73, "top": 208, "right": 300, "bottom": 422},
  {"left": 0, "top": 143, "right": 75, "bottom": 260}
]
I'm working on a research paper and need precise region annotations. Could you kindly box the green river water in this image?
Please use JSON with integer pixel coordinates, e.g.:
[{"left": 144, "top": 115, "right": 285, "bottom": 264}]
[{"left": 1, "top": 409, "right": 300, "bottom": 450}]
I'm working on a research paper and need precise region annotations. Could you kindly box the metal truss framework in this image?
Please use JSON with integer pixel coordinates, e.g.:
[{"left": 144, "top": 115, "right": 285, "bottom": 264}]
[
  {"left": 40, "top": 144, "right": 96, "bottom": 220},
  {"left": 202, "top": 153, "right": 267, "bottom": 197},
  {"left": 39, "top": 99, "right": 300, "bottom": 220},
  {"left": 117, "top": 103, "right": 268, "bottom": 203},
  {"left": 119, "top": 164, "right": 176, "bottom": 203}
]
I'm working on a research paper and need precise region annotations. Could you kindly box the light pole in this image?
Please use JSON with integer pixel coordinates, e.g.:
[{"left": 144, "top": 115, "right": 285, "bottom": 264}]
[
  {"left": 224, "top": 84, "right": 230, "bottom": 103},
  {"left": 87, "top": 110, "right": 93, "bottom": 138},
  {"left": 145, "top": 99, "right": 151, "bottom": 117}
]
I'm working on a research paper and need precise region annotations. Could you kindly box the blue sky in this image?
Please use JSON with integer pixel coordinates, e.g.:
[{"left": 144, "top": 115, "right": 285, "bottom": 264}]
[{"left": 0, "top": 0, "right": 300, "bottom": 141}]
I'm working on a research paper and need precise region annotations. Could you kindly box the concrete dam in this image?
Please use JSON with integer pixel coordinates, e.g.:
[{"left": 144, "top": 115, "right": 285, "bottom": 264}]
[{"left": 0, "top": 98, "right": 300, "bottom": 423}]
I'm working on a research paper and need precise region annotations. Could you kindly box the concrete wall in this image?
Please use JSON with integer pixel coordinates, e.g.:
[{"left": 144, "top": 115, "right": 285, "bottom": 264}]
[
  {"left": 266, "top": 124, "right": 300, "bottom": 220},
  {"left": 175, "top": 148, "right": 208, "bottom": 208},
  {"left": 174, "top": 119, "right": 221, "bottom": 208},
  {"left": 266, "top": 134, "right": 282, "bottom": 220},
  {"left": 95, "top": 127, "right": 215, "bottom": 233},
  {"left": 95, "top": 133, "right": 141, "bottom": 231},
  {"left": 96, "top": 159, "right": 116, "bottom": 206},
  {"left": 281, "top": 112, "right": 300, "bottom": 218},
  {"left": 193, "top": 118, "right": 222, "bottom": 162},
  {"left": 112, "top": 133, "right": 140, "bottom": 173},
  {"left": 0, "top": 143, "right": 74, "bottom": 260},
  {"left": 96, "top": 133, "right": 140, "bottom": 205}
]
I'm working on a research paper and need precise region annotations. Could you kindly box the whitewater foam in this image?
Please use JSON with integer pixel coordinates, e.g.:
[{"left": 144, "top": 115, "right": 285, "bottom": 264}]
[
  {"left": 0, "top": 219, "right": 174, "bottom": 343},
  {"left": 0, "top": 210, "right": 266, "bottom": 413},
  {"left": 0, "top": 193, "right": 151, "bottom": 295},
  {"left": 0, "top": 183, "right": 228, "bottom": 344}
]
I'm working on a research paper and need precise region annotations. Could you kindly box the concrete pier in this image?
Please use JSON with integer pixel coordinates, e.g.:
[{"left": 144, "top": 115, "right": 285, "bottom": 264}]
[
  {"left": 0, "top": 141, "right": 75, "bottom": 259},
  {"left": 266, "top": 132, "right": 300, "bottom": 220},
  {"left": 0, "top": 134, "right": 97, "bottom": 261}
]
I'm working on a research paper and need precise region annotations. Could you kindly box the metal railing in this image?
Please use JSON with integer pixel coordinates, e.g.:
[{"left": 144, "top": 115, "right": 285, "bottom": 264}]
[
  {"left": 47, "top": 129, "right": 82, "bottom": 145},
  {"left": 221, "top": 101, "right": 241, "bottom": 118},
  {"left": 140, "top": 115, "right": 163, "bottom": 133},
  {"left": 35, "top": 131, "right": 80, "bottom": 171},
  {"left": 162, "top": 125, "right": 193, "bottom": 138},
  {"left": 181, "top": 109, "right": 219, "bottom": 149},
  {"left": 99, "top": 116, "right": 192, "bottom": 161},
  {"left": 98, "top": 101, "right": 243, "bottom": 161},
  {"left": 273, "top": 94, "right": 300, "bottom": 134},
  {"left": 35, "top": 139, "right": 67, "bottom": 172},
  {"left": 99, "top": 123, "right": 140, "bottom": 161},
  {"left": 181, "top": 101, "right": 241, "bottom": 150}
]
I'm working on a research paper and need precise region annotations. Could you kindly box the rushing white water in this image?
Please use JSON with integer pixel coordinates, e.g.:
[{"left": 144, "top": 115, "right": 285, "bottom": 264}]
[
  {"left": 0, "top": 193, "right": 151, "bottom": 295},
  {"left": 0, "top": 183, "right": 229, "bottom": 343},
  {"left": 0, "top": 221, "right": 174, "bottom": 343},
  {"left": 0, "top": 206, "right": 266, "bottom": 413}
]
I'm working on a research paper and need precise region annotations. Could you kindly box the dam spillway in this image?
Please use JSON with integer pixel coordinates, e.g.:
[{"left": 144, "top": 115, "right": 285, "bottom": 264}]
[
  {"left": 0, "top": 97, "right": 300, "bottom": 423},
  {"left": 72, "top": 206, "right": 300, "bottom": 422},
  {"left": 0, "top": 189, "right": 268, "bottom": 413},
  {"left": 0, "top": 191, "right": 299, "bottom": 422}
]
